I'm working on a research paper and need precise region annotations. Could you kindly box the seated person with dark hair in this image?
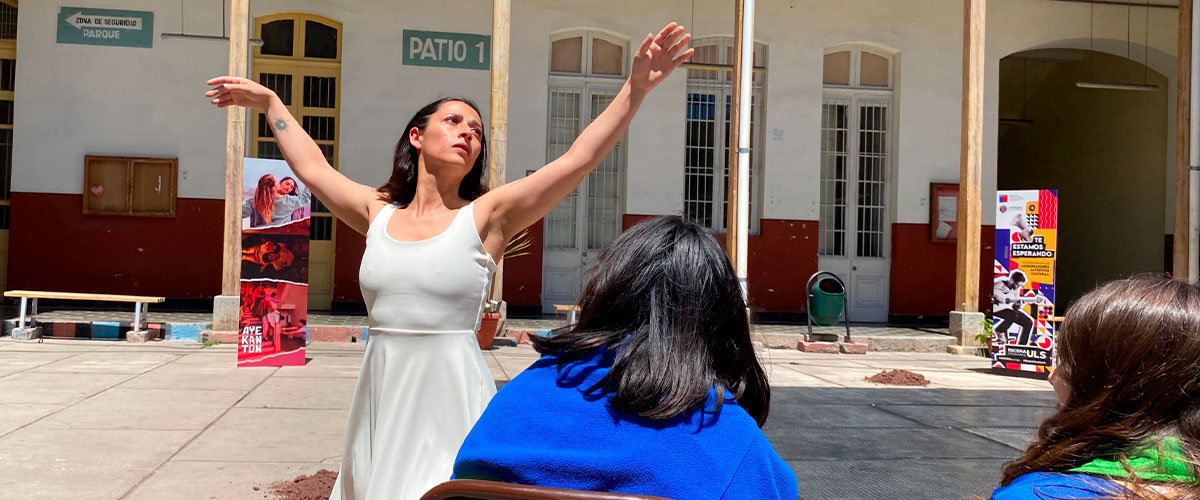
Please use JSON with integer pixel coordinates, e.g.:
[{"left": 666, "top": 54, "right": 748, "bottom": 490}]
[{"left": 453, "top": 216, "right": 798, "bottom": 500}]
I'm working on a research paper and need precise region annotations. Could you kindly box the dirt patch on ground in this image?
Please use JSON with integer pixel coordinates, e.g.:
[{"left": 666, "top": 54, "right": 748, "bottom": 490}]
[
  {"left": 864, "top": 369, "right": 930, "bottom": 386},
  {"left": 264, "top": 469, "right": 337, "bottom": 500}
]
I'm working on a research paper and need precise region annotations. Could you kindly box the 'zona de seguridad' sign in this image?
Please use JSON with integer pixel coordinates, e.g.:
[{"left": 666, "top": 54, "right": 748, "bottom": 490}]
[{"left": 57, "top": 7, "right": 154, "bottom": 48}]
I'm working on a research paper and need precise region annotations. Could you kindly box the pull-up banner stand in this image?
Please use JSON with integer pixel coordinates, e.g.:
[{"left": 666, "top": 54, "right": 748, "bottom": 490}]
[
  {"left": 238, "top": 158, "right": 311, "bottom": 367},
  {"left": 991, "top": 189, "right": 1059, "bottom": 378}
]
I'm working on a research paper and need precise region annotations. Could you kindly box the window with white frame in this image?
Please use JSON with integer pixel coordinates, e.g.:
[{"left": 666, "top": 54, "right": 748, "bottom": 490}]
[
  {"left": 544, "top": 30, "right": 628, "bottom": 251},
  {"left": 819, "top": 45, "right": 893, "bottom": 258},
  {"left": 684, "top": 38, "right": 766, "bottom": 233}
]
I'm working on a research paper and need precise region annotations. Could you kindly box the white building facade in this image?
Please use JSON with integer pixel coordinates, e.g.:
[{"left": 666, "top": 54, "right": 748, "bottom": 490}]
[{"left": 5, "top": 0, "right": 1181, "bottom": 321}]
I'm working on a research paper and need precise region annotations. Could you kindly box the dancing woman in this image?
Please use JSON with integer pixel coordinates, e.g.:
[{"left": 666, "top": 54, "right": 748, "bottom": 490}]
[{"left": 208, "top": 22, "right": 693, "bottom": 500}]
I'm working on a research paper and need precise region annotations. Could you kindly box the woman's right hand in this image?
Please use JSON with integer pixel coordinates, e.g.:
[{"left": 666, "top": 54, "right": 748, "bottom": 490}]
[{"left": 205, "top": 76, "right": 277, "bottom": 111}]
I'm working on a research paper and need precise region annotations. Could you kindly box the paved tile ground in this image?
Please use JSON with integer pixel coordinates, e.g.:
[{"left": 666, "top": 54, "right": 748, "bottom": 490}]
[{"left": 0, "top": 338, "right": 1051, "bottom": 500}]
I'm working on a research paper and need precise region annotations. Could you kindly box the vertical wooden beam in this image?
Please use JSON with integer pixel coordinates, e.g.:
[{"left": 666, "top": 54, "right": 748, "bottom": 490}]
[
  {"left": 726, "top": 0, "right": 744, "bottom": 261},
  {"left": 222, "top": 0, "right": 249, "bottom": 299},
  {"left": 1176, "top": 0, "right": 1192, "bottom": 279},
  {"left": 489, "top": 0, "right": 511, "bottom": 301},
  {"left": 954, "top": 0, "right": 985, "bottom": 312}
]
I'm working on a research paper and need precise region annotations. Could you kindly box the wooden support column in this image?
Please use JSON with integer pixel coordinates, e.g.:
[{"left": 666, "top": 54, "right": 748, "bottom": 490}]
[
  {"left": 489, "top": 0, "right": 511, "bottom": 301},
  {"left": 954, "top": 0, "right": 986, "bottom": 314},
  {"left": 215, "top": 0, "right": 250, "bottom": 331},
  {"left": 1175, "top": 0, "right": 1192, "bottom": 278},
  {"left": 726, "top": 0, "right": 744, "bottom": 262}
]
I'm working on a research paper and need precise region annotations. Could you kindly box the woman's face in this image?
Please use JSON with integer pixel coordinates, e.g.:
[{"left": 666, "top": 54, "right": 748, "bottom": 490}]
[
  {"left": 278, "top": 179, "right": 296, "bottom": 195},
  {"left": 1049, "top": 363, "right": 1071, "bottom": 409},
  {"left": 411, "top": 101, "right": 483, "bottom": 174}
]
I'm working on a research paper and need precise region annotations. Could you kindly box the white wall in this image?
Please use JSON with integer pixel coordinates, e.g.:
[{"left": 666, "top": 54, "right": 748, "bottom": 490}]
[
  {"left": 14, "top": 0, "right": 228, "bottom": 198},
  {"left": 510, "top": 1, "right": 690, "bottom": 217},
  {"left": 510, "top": 0, "right": 1181, "bottom": 226},
  {"left": 13, "top": 0, "right": 497, "bottom": 199},
  {"left": 987, "top": 0, "right": 1178, "bottom": 225},
  {"left": 285, "top": 0, "right": 494, "bottom": 190},
  {"left": 13, "top": 0, "right": 1182, "bottom": 233}
]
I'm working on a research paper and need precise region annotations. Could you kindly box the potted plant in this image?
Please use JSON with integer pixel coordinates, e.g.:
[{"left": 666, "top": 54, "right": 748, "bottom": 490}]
[
  {"left": 977, "top": 317, "right": 996, "bottom": 358},
  {"left": 476, "top": 299, "right": 503, "bottom": 349},
  {"left": 475, "top": 230, "right": 534, "bottom": 349}
]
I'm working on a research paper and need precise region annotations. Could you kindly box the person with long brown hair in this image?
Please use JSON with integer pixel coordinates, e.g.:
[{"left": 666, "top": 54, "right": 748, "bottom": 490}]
[
  {"left": 207, "top": 22, "right": 694, "bottom": 500},
  {"left": 991, "top": 276, "right": 1200, "bottom": 499}
]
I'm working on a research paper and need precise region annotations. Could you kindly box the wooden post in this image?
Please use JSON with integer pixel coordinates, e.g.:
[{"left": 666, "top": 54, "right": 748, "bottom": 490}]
[
  {"left": 726, "top": 0, "right": 744, "bottom": 261},
  {"left": 488, "top": 0, "right": 511, "bottom": 301},
  {"left": 954, "top": 0, "right": 985, "bottom": 313},
  {"left": 220, "top": 0, "right": 249, "bottom": 320},
  {"left": 1176, "top": 0, "right": 1193, "bottom": 279}
]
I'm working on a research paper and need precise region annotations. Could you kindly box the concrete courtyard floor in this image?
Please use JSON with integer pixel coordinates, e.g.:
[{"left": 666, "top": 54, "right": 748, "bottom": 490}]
[{"left": 0, "top": 339, "right": 1054, "bottom": 500}]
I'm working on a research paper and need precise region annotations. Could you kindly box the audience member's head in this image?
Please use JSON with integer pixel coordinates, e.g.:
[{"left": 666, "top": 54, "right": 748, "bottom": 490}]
[
  {"left": 532, "top": 215, "right": 770, "bottom": 426},
  {"left": 998, "top": 275, "right": 1200, "bottom": 498}
]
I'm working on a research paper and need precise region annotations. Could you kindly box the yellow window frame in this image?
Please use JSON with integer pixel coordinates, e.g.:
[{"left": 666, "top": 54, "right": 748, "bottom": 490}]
[
  {"left": 254, "top": 13, "right": 342, "bottom": 65},
  {"left": 250, "top": 62, "right": 340, "bottom": 174},
  {"left": 0, "top": 43, "right": 14, "bottom": 207},
  {"left": 251, "top": 12, "right": 342, "bottom": 233}
]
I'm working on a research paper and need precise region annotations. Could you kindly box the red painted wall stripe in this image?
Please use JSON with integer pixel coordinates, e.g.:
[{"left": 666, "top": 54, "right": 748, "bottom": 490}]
[
  {"left": 622, "top": 215, "right": 820, "bottom": 313},
  {"left": 889, "top": 223, "right": 995, "bottom": 315},
  {"left": 10, "top": 192, "right": 223, "bottom": 297},
  {"left": 8, "top": 193, "right": 994, "bottom": 317}
]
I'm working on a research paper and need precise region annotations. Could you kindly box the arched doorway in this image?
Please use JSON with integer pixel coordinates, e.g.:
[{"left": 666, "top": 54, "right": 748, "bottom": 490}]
[
  {"left": 997, "top": 48, "right": 1168, "bottom": 309},
  {"left": 818, "top": 43, "right": 897, "bottom": 323}
]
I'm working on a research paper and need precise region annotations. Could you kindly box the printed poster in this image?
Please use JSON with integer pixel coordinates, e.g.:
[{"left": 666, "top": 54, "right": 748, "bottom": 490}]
[
  {"left": 992, "top": 189, "right": 1058, "bottom": 376},
  {"left": 238, "top": 158, "right": 311, "bottom": 367}
]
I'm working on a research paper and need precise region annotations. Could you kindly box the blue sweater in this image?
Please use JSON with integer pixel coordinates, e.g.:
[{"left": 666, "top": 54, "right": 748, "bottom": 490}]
[
  {"left": 992, "top": 472, "right": 1124, "bottom": 499},
  {"left": 453, "top": 348, "right": 798, "bottom": 500}
]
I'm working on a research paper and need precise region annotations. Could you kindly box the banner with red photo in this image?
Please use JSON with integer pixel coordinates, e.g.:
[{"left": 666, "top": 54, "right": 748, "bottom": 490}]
[{"left": 238, "top": 158, "right": 311, "bottom": 367}]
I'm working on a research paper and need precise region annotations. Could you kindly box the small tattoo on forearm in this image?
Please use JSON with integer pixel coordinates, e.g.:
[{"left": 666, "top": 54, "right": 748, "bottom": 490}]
[{"left": 273, "top": 118, "right": 289, "bottom": 132}]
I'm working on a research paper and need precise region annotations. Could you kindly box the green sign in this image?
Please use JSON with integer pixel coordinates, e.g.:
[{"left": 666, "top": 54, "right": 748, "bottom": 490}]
[
  {"left": 57, "top": 7, "right": 154, "bottom": 48},
  {"left": 403, "top": 30, "right": 490, "bottom": 70}
]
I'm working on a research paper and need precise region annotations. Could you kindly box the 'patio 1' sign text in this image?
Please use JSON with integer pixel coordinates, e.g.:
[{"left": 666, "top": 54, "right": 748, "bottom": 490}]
[{"left": 403, "top": 30, "right": 490, "bottom": 71}]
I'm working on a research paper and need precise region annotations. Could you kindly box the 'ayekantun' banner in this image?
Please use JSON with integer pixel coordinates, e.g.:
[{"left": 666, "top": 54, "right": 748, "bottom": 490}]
[{"left": 238, "top": 158, "right": 311, "bottom": 367}]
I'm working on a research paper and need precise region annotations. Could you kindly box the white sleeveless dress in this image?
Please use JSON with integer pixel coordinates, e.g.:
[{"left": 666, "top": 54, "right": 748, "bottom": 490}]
[{"left": 330, "top": 202, "right": 498, "bottom": 500}]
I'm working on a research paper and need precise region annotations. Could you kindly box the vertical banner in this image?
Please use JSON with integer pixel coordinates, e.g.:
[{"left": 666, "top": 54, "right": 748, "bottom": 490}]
[
  {"left": 238, "top": 158, "right": 311, "bottom": 367},
  {"left": 992, "top": 190, "right": 1059, "bottom": 376}
]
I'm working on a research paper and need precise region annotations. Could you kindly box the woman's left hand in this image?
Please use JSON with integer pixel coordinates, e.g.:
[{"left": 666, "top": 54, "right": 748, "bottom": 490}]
[{"left": 629, "top": 22, "right": 694, "bottom": 96}]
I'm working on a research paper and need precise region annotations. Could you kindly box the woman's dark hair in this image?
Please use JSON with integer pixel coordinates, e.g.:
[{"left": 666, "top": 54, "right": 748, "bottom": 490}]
[
  {"left": 1000, "top": 276, "right": 1200, "bottom": 495},
  {"left": 532, "top": 216, "right": 771, "bottom": 426},
  {"left": 378, "top": 97, "right": 489, "bottom": 207},
  {"left": 278, "top": 176, "right": 298, "bottom": 195}
]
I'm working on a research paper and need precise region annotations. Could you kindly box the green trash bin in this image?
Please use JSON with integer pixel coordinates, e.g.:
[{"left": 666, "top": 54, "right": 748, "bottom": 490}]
[{"left": 809, "top": 277, "right": 845, "bottom": 326}]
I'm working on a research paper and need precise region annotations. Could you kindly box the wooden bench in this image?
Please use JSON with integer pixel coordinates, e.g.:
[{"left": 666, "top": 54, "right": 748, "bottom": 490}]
[
  {"left": 554, "top": 304, "right": 581, "bottom": 324},
  {"left": 4, "top": 291, "right": 166, "bottom": 331}
]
